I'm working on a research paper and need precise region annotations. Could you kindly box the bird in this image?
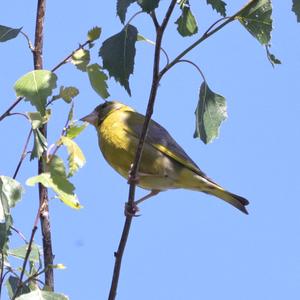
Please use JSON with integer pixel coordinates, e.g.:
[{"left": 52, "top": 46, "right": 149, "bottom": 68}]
[{"left": 81, "top": 101, "right": 249, "bottom": 214}]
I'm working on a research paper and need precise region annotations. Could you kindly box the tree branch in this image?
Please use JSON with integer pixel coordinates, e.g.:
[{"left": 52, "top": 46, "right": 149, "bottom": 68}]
[
  {"left": 0, "top": 40, "right": 90, "bottom": 122},
  {"left": 50, "top": 40, "right": 90, "bottom": 73},
  {"left": 0, "top": 97, "right": 23, "bottom": 122},
  {"left": 159, "top": 15, "right": 238, "bottom": 79},
  {"left": 107, "top": 1, "right": 178, "bottom": 300},
  {"left": 33, "top": 0, "right": 55, "bottom": 291}
]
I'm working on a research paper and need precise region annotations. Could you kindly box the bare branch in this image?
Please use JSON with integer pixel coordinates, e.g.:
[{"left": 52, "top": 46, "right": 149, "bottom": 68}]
[
  {"left": 33, "top": 0, "right": 55, "bottom": 291},
  {"left": 108, "top": 2, "right": 178, "bottom": 300}
]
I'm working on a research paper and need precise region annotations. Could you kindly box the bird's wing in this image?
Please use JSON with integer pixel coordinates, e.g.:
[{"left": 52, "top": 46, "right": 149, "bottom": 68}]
[{"left": 123, "top": 111, "right": 219, "bottom": 185}]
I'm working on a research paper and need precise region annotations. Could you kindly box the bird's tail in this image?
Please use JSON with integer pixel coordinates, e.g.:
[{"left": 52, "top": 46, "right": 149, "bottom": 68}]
[{"left": 205, "top": 184, "right": 249, "bottom": 214}]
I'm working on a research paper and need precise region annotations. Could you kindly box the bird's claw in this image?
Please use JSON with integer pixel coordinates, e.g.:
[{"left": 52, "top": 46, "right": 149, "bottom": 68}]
[{"left": 124, "top": 202, "right": 141, "bottom": 217}]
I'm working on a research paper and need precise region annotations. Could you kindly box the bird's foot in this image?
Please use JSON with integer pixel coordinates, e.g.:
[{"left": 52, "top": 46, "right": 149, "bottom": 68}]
[{"left": 124, "top": 202, "right": 141, "bottom": 217}]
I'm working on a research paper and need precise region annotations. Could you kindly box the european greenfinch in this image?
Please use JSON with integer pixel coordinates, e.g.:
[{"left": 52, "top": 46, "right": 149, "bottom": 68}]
[{"left": 81, "top": 101, "right": 249, "bottom": 214}]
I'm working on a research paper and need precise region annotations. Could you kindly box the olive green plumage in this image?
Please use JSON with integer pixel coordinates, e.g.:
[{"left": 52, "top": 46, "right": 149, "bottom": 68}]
[{"left": 81, "top": 101, "right": 249, "bottom": 214}]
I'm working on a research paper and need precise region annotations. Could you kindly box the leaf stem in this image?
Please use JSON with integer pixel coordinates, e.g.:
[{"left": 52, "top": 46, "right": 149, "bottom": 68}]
[
  {"left": 20, "top": 31, "right": 35, "bottom": 53},
  {"left": 13, "top": 129, "right": 33, "bottom": 180},
  {"left": 107, "top": 2, "right": 178, "bottom": 300},
  {"left": 159, "top": 14, "right": 239, "bottom": 79},
  {"left": 176, "top": 59, "right": 207, "bottom": 83},
  {"left": 7, "top": 112, "right": 29, "bottom": 120},
  {"left": 125, "top": 10, "right": 144, "bottom": 27}
]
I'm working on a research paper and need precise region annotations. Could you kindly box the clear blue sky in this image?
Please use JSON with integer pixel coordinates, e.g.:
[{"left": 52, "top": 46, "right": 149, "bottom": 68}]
[{"left": 1, "top": 1, "right": 300, "bottom": 299}]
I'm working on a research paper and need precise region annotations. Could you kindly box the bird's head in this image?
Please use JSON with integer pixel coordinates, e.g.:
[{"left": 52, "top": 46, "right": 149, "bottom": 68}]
[{"left": 80, "top": 101, "right": 126, "bottom": 126}]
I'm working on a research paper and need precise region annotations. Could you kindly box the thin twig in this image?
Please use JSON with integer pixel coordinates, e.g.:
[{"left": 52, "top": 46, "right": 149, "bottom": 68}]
[
  {"left": 107, "top": 2, "right": 178, "bottom": 300},
  {"left": 13, "top": 264, "right": 45, "bottom": 295},
  {"left": 7, "top": 112, "right": 29, "bottom": 120},
  {"left": 21, "top": 268, "right": 45, "bottom": 287},
  {"left": 150, "top": 11, "right": 159, "bottom": 30},
  {"left": 50, "top": 40, "right": 90, "bottom": 73},
  {"left": 0, "top": 97, "right": 23, "bottom": 122},
  {"left": 0, "top": 40, "right": 90, "bottom": 123},
  {"left": 13, "top": 129, "right": 33, "bottom": 180},
  {"left": 10, "top": 226, "right": 28, "bottom": 244},
  {"left": 159, "top": 15, "right": 238, "bottom": 79},
  {"left": 11, "top": 226, "right": 38, "bottom": 300},
  {"left": 12, "top": 193, "right": 44, "bottom": 299}
]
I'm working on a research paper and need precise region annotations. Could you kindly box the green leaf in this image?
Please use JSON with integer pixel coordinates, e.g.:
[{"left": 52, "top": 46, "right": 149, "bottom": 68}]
[
  {"left": 0, "top": 25, "right": 22, "bottom": 42},
  {"left": 66, "top": 123, "right": 88, "bottom": 139},
  {"left": 71, "top": 49, "right": 90, "bottom": 72},
  {"left": 117, "top": 0, "right": 137, "bottom": 23},
  {"left": 292, "top": 0, "right": 300, "bottom": 22},
  {"left": 53, "top": 86, "right": 79, "bottom": 103},
  {"left": 87, "top": 64, "right": 110, "bottom": 99},
  {"left": 175, "top": 6, "right": 198, "bottom": 37},
  {"left": 0, "top": 217, "right": 12, "bottom": 256},
  {"left": 6, "top": 276, "right": 30, "bottom": 300},
  {"left": 60, "top": 136, "right": 86, "bottom": 177},
  {"left": 27, "top": 110, "right": 51, "bottom": 129},
  {"left": 236, "top": 0, "right": 272, "bottom": 45},
  {"left": 9, "top": 243, "right": 41, "bottom": 263},
  {"left": 15, "top": 289, "right": 69, "bottom": 300},
  {"left": 137, "top": 0, "right": 160, "bottom": 12},
  {"left": 14, "top": 70, "right": 57, "bottom": 115},
  {"left": 48, "top": 155, "right": 67, "bottom": 178},
  {"left": 47, "top": 156, "right": 78, "bottom": 206},
  {"left": 26, "top": 173, "right": 81, "bottom": 209},
  {"left": 99, "top": 24, "right": 138, "bottom": 96},
  {"left": 0, "top": 176, "right": 23, "bottom": 211},
  {"left": 0, "top": 176, "right": 23, "bottom": 255},
  {"left": 30, "top": 128, "right": 47, "bottom": 161},
  {"left": 87, "top": 26, "right": 101, "bottom": 42},
  {"left": 194, "top": 82, "right": 227, "bottom": 144},
  {"left": 265, "top": 45, "right": 281, "bottom": 67},
  {"left": 206, "top": 0, "right": 227, "bottom": 17}
]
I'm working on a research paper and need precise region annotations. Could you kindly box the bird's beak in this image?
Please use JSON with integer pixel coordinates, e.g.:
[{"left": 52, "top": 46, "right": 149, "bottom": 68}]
[{"left": 80, "top": 110, "right": 98, "bottom": 126}]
